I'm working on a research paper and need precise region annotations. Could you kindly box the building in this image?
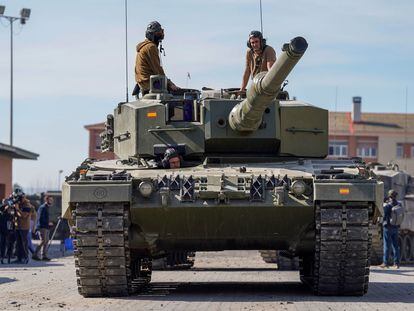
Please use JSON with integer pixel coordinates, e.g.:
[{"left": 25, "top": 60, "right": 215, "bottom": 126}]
[
  {"left": 329, "top": 97, "right": 414, "bottom": 174},
  {"left": 84, "top": 122, "right": 115, "bottom": 160},
  {"left": 85, "top": 98, "right": 414, "bottom": 175},
  {"left": 0, "top": 143, "right": 38, "bottom": 198}
]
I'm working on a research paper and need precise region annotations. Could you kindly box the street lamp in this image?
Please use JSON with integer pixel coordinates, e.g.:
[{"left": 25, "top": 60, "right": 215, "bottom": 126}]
[
  {"left": 58, "top": 170, "right": 64, "bottom": 190},
  {"left": 0, "top": 6, "right": 31, "bottom": 146}
]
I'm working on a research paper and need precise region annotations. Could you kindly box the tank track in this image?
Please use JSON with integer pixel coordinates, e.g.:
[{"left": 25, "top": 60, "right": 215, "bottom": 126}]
[
  {"left": 73, "top": 202, "right": 151, "bottom": 297},
  {"left": 369, "top": 225, "right": 383, "bottom": 265},
  {"left": 401, "top": 232, "right": 414, "bottom": 264},
  {"left": 310, "top": 202, "right": 371, "bottom": 296},
  {"left": 259, "top": 250, "right": 299, "bottom": 270}
]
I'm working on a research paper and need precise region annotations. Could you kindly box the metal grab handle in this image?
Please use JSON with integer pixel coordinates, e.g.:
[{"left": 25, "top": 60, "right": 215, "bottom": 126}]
[
  {"left": 148, "top": 127, "right": 195, "bottom": 133},
  {"left": 285, "top": 127, "right": 325, "bottom": 134},
  {"left": 114, "top": 131, "right": 131, "bottom": 141}
]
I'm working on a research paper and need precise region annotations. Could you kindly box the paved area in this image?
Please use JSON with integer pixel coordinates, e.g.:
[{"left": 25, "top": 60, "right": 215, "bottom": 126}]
[{"left": 0, "top": 247, "right": 413, "bottom": 311}]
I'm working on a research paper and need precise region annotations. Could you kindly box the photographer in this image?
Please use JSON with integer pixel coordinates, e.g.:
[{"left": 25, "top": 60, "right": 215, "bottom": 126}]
[
  {"left": 0, "top": 198, "right": 17, "bottom": 264},
  {"left": 14, "top": 196, "right": 35, "bottom": 264},
  {"left": 0, "top": 199, "right": 8, "bottom": 264}
]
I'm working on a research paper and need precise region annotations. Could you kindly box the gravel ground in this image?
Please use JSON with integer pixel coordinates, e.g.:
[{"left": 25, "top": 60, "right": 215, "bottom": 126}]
[{"left": 0, "top": 244, "right": 413, "bottom": 311}]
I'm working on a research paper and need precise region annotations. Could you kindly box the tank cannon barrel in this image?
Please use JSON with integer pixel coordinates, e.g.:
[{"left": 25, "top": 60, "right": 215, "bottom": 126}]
[{"left": 229, "top": 36, "right": 308, "bottom": 132}]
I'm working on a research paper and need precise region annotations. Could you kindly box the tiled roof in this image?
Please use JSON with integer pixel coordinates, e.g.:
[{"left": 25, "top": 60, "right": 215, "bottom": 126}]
[{"left": 329, "top": 112, "right": 414, "bottom": 135}]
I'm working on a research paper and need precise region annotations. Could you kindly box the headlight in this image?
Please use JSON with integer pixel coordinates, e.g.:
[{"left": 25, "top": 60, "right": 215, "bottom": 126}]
[
  {"left": 139, "top": 181, "right": 153, "bottom": 197},
  {"left": 291, "top": 180, "right": 306, "bottom": 196}
]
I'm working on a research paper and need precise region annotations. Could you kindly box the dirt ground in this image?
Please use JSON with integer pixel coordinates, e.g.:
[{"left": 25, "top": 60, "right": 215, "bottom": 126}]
[{"left": 0, "top": 244, "right": 413, "bottom": 311}]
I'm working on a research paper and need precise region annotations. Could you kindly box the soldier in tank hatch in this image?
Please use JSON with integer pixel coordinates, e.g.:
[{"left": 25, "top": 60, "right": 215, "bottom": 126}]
[
  {"left": 133, "top": 21, "right": 179, "bottom": 97},
  {"left": 159, "top": 148, "right": 181, "bottom": 169},
  {"left": 240, "top": 30, "right": 277, "bottom": 92}
]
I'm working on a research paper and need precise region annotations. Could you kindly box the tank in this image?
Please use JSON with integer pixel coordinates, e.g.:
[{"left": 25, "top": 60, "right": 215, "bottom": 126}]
[
  {"left": 62, "top": 36, "right": 384, "bottom": 297},
  {"left": 368, "top": 163, "right": 414, "bottom": 264}
]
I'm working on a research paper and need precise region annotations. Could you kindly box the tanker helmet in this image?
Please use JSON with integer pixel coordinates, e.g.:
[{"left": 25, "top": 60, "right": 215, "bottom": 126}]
[
  {"left": 146, "top": 21, "right": 164, "bottom": 42},
  {"left": 247, "top": 30, "right": 267, "bottom": 50},
  {"left": 163, "top": 148, "right": 179, "bottom": 160},
  {"left": 161, "top": 148, "right": 179, "bottom": 169}
]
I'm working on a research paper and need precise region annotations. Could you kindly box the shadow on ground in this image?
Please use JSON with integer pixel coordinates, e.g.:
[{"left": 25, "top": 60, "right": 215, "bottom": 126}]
[
  {"left": 371, "top": 266, "right": 414, "bottom": 277},
  {"left": 190, "top": 267, "right": 278, "bottom": 272},
  {"left": 114, "top": 281, "right": 414, "bottom": 303},
  {"left": 0, "top": 277, "right": 16, "bottom": 285},
  {"left": 0, "top": 260, "right": 66, "bottom": 268}
]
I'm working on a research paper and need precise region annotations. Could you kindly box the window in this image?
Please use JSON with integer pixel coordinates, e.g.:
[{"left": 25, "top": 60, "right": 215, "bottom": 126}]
[
  {"left": 95, "top": 134, "right": 102, "bottom": 151},
  {"left": 357, "top": 147, "right": 377, "bottom": 158},
  {"left": 396, "top": 143, "right": 403, "bottom": 158},
  {"left": 357, "top": 142, "right": 377, "bottom": 158},
  {"left": 328, "top": 141, "right": 348, "bottom": 157}
]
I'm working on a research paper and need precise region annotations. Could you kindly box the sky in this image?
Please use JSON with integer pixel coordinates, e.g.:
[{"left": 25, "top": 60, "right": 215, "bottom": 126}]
[{"left": 0, "top": 0, "right": 413, "bottom": 192}]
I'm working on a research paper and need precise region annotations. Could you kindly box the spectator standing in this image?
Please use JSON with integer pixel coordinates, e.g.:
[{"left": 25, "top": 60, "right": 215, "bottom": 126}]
[
  {"left": 27, "top": 207, "right": 37, "bottom": 255},
  {"left": 33, "top": 196, "right": 54, "bottom": 261},
  {"left": 380, "top": 189, "right": 401, "bottom": 268},
  {"left": 0, "top": 200, "right": 9, "bottom": 264},
  {"left": 0, "top": 200, "right": 16, "bottom": 264},
  {"left": 14, "top": 196, "right": 35, "bottom": 264}
]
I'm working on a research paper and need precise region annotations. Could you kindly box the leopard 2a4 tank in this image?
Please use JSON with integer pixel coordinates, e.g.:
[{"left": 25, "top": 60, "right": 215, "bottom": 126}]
[{"left": 62, "top": 36, "right": 383, "bottom": 297}]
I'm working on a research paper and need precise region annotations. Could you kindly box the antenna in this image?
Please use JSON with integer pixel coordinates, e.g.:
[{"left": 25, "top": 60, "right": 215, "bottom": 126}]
[
  {"left": 259, "top": 0, "right": 263, "bottom": 34},
  {"left": 124, "top": 0, "right": 129, "bottom": 102},
  {"left": 404, "top": 86, "right": 408, "bottom": 170},
  {"left": 332, "top": 86, "right": 338, "bottom": 152}
]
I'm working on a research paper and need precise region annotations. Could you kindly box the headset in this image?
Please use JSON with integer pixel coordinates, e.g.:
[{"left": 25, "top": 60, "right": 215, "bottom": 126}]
[{"left": 247, "top": 30, "right": 267, "bottom": 51}]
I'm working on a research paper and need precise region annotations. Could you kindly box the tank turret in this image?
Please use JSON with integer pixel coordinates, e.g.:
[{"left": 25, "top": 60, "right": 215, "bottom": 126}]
[
  {"left": 229, "top": 36, "right": 308, "bottom": 132},
  {"left": 108, "top": 36, "right": 325, "bottom": 160}
]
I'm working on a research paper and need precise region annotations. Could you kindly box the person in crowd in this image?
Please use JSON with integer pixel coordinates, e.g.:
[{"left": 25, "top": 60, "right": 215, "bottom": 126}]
[
  {"left": 0, "top": 199, "right": 17, "bottom": 264},
  {"left": 240, "top": 30, "right": 276, "bottom": 92},
  {"left": 380, "top": 189, "right": 401, "bottom": 269},
  {"left": 13, "top": 196, "right": 35, "bottom": 264},
  {"left": 27, "top": 205, "right": 37, "bottom": 255},
  {"left": 33, "top": 195, "right": 54, "bottom": 261},
  {"left": 0, "top": 199, "right": 9, "bottom": 264}
]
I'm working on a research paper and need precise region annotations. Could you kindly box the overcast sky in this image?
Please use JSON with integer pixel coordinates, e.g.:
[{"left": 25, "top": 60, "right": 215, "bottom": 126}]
[{"left": 0, "top": 0, "right": 413, "bottom": 192}]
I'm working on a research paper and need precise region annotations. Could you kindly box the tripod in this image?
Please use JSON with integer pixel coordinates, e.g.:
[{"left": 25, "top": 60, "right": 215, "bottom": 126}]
[{"left": 47, "top": 217, "right": 72, "bottom": 255}]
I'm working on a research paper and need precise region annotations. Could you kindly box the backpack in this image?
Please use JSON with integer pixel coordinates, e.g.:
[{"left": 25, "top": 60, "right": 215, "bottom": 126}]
[{"left": 390, "top": 202, "right": 405, "bottom": 226}]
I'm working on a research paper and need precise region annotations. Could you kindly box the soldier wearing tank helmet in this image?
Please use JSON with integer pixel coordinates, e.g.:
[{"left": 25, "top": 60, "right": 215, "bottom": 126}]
[
  {"left": 134, "top": 21, "right": 179, "bottom": 96},
  {"left": 159, "top": 148, "right": 181, "bottom": 169},
  {"left": 240, "top": 30, "right": 277, "bottom": 91},
  {"left": 146, "top": 148, "right": 182, "bottom": 169}
]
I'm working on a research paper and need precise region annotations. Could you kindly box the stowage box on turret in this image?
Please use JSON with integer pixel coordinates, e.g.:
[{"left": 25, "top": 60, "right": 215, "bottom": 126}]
[{"left": 62, "top": 37, "right": 383, "bottom": 297}]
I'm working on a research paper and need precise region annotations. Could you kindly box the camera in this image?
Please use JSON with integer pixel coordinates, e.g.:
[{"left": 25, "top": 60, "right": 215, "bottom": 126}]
[{"left": 0, "top": 188, "right": 25, "bottom": 213}]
